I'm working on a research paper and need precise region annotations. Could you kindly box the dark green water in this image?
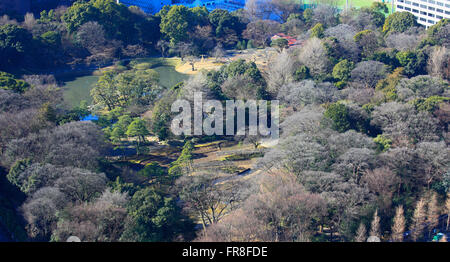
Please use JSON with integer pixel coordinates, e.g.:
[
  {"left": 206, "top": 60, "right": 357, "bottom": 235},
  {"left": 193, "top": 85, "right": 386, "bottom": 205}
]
[
  {"left": 62, "top": 58, "right": 188, "bottom": 108},
  {"left": 62, "top": 75, "right": 99, "bottom": 108}
]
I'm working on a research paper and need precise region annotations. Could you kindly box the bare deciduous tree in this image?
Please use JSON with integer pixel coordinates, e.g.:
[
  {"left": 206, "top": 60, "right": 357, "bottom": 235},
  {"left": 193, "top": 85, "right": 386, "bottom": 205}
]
[
  {"left": 298, "top": 37, "right": 331, "bottom": 76},
  {"left": 278, "top": 81, "right": 340, "bottom": 109},
  {"left": 156, "top": 40, "right": 170, "bottom": 57},
  {"left": 198, "top": 171, "right": 326, "bottom": 242},
  {"left": 76, "top": 22, "right": 107, "bottom": 54},
  {"left": 371, "top": 102, "right": 441, "bottom": 146},
  {"left": 333, "top": 148, "right": 376, "bottom": 184},
  {"left": 21, "top": 187, "right": 67, "bottom": 241},
  {"left": 446, "top": 193, "right": 450, "bottom": 231},
  {"left": 427, "top": 46, "right": 450, "bottom": 80},
  {"left": 122, "top": 44, "right": 148, "bottom": 58},
  {"left": 22, "top": 13, "right": 37, "bottom": 31},
  {"left": 426, "top": 192, "right": 440, "bottom": 235},
  {"left": 51, "top": 189, "right": 129, "bottom": 242},
  {"left": 2, "top": 121, "right": 109, "bottom": 170},
  {"left": 243, "top": 20, "right": 281, "bottom": 47},
  {"left": 186, "top": 55, "right": 198, "bottom": 71},
  {"left": 312, "top": 4, "right": 338, "bottom": 28},
  {"left": 324, "top": 24, "right": 360, "bottom": 61},
  {"left": 386, "top": 32, "right": 422, "bottom": 51},
  {"left": 221, "top": 74, "right": 260, "bottom": 100},
  {"left": 0, "top": 15, "right": 18, "bottom": 26},
  {"left": 245, "top": 0, "right": 274, "bottom": 21},
  {"left": 391, "top": 205, "right": 406, "bottom": 242},
  {"left": 362, "top": 167, "right": 399, "bottom": 210},
  {"left": 271, "top": 0, "right": 304, "bottom": 22},
  {"left": 212, "top": 44, "right": 226, "bottom": 62},
  {"left": 266, "top": 50, "right": 295, "bottom": 93},
  {"left": 355, "top": 223, "right": 367, "bottom": 242},
  {"left": 369, "top": 209, "right": 381, "bottom": 238},
  {"left": 350, "top": 61, "right": 387, "bottom": 89},
  {"left": 416, "top": 142, "right": 449, "bottom": 189},
  {"left": 175, "top": 42, "right": 194, "bottom": 61},
  {"left": 396, "top": 75, "right": 447, "bottom": 100},
  {"left": 176, "top": 173, "right": 245, "bottom": 231},
  {"left": 410, "top": 197, "right": 426, "bottom": 241}
]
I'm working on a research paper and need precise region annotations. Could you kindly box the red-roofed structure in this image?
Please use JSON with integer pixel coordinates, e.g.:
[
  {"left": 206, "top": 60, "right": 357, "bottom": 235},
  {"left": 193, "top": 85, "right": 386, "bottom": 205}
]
[{"left": 271, "top": 33, "right": 299, "bottom": 47}]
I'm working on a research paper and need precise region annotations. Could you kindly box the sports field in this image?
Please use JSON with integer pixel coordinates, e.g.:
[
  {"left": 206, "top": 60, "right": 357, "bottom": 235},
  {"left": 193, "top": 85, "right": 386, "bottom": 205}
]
[
  {"left": 337, "top": 0, "right": 377, "bottom": 8},
  {"left": 336, "top": 0, "right": 394, "bottom": 13}
]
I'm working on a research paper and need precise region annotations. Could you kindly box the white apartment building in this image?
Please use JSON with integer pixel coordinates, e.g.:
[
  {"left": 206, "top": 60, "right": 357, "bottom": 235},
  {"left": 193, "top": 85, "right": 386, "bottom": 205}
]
[{"left": 395, "top": 0, "right": 450, "bottom": 27}]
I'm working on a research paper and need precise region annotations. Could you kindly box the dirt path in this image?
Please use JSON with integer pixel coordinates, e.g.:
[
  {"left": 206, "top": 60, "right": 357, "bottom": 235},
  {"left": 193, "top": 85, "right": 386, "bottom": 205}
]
[{"left": 174, "top": 48, "right": 278, "bottom": 75}]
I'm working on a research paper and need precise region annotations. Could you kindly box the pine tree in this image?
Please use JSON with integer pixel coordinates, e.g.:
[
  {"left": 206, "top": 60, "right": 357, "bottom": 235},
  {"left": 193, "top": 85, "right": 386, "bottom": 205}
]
[
  {"left": 391, "top": 205, "right": 405, "bottom": 242},
  {"left": 111, "top": 125, "right": 125, "bottom": 143},
  {"left": 355, "top": 223, "right": 367, "bottom": 242},
  {"left": 410, "top": 197, "right": 426, "bottom": 241},
  {"left": 126, "top": 118, "right": 149, "bottom": 155},
  {"left": 370, "top": 209, "right": 381, "bottom": 238},
  {"left": 168, "top": 140, "right": 194, "bottom": 177}
]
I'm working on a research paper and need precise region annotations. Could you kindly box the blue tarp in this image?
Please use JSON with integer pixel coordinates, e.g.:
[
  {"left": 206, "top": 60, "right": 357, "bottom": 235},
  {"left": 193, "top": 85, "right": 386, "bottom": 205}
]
[{"left": 81, "top": 114, "right": 99, "bottom": 121}]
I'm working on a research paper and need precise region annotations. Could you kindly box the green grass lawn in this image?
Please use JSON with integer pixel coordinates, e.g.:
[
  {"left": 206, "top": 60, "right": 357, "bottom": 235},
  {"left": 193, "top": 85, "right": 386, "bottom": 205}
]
[
  {"left": 335, "top": 0, "right": 394, "bottom": 13},
  {"left": 337, "top": 0, "right": 376, "bottom": 8}
]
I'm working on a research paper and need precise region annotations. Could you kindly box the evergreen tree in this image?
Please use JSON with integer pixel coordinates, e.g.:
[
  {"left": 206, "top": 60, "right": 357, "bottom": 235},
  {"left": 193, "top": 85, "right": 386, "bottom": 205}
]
[
  {"left": 168, "top": 141, "right": 194, "bottom": 177},
  {"left": 126, "top": 118, "right": 149, "bottom": 155}
]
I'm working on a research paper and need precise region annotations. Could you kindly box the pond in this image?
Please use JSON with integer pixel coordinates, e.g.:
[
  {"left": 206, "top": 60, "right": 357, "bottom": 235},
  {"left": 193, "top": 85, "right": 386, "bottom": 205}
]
[
  {"left": 61, "top": 57, "right": 189, "bottom": 108},
  {"left": 134, "top": 57, "right": 189, "bottom": 89},
  {"left": 62, "top": 75, "right": 99, "bottom": 108}
]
